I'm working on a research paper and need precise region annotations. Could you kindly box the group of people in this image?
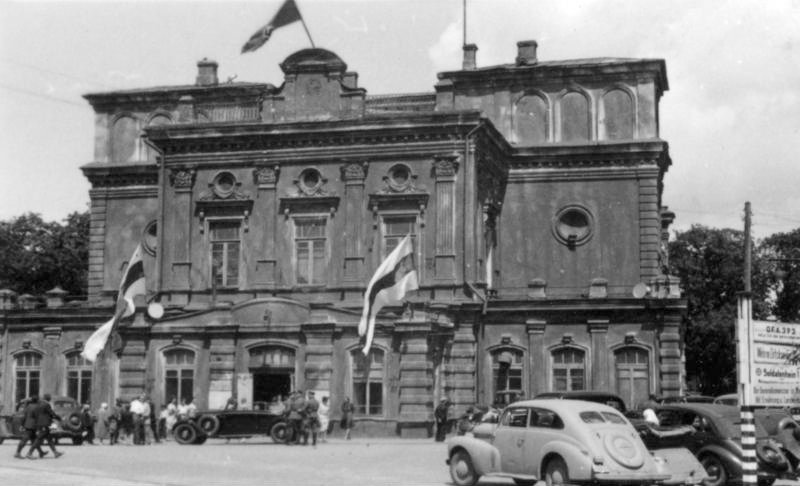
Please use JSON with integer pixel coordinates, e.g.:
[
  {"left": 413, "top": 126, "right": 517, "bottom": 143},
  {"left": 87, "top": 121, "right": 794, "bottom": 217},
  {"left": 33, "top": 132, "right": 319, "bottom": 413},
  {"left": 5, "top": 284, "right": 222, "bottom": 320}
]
[
  {"left": 14, "top": 394, "right": 64, "bottom": 459},
  {"left": 435, "top": 398, "right": 502, "bottom": 442},
  {"left": 275, "top": 390, "right": 328, "bottom": 446}
]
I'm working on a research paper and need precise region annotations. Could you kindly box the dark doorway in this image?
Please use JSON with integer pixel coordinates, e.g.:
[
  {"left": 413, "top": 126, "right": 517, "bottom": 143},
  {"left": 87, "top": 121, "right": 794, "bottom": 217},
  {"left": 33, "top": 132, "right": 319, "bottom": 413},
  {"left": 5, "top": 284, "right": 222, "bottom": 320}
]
[{"left": 252, "top": 371, "right": 291, "bottom": 408}]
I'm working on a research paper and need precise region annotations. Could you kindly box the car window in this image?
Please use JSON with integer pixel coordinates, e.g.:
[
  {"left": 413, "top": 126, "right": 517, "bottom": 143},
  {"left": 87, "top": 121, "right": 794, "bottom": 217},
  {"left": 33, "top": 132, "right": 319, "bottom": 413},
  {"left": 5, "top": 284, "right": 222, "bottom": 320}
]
[
  {"left": 531, "top": 408, "right": 564, "bottom": 429},
  {"left": 501, "top": 408, "right": 529, "bottom": 428},
  {"left": 601, "top": 411, "right": 627, "bottom": 424},
  {"left": 580, "top": 411, "right": 605, "bottom": 424},
  {"left": 54, "top": 401, "right": 74, "bottom": 408}
]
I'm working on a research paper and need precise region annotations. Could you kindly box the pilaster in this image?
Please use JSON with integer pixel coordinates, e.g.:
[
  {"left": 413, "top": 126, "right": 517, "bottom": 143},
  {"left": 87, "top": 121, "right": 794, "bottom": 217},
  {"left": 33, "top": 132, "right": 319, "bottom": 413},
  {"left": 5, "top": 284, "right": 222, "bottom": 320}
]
[
  {"left": 526, "top": 320, "right": 546, "bottom": 395},
  {"left": 433, "top": 155, "right": 458, "bottom": 282},
  {"left": 588, "top": 319, "right": 610, "bottom": 390},
  {"left": 301, "top": 322, "right": 336, "bottom": 393},
  {"left": 88, "top": 189, "right": 109, "bottom": 303},
  {"left": 341, "top": 162, "right": 368, "bottom": 285},
  {"left": 394, "top": 319, "right": 433, "bottom": 437},
  {"left": 167, "top": 168, "right": 195, "bottom": 290},
  {"left": 252, "top": 165, "right": 280, "bottom": 286},
  {"left": 658, "top": 314, "right": 683, "bottom": 396}
]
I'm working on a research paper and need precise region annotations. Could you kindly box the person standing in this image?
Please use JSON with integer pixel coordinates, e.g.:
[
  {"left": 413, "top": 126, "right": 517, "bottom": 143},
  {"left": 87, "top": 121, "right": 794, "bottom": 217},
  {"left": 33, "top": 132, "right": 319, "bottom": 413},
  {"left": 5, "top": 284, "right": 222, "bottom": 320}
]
[
  {"left": 185, "top": 397, "right": 198, "bottom": 419},
  {"left": 286, "top": 391, "right": 305, "bottom": 445},
  {"left": 303, "top": 391, "right": 320, "bottom": 447},
  {"left": 95, "top": 403, "right": 110, "bottom": 444},
  {"left": 28, "top": 394, "right": 63, "bottom": 459},
  {"left": 147, "top": 397, "right": 160, "bottom": 443},
  {"left": 177, "top": 398, "right": 189, "bottom": 421},
  {"left": 434, "top": 398, "right": 451, "bottom": 442},
  {"left": 14, "top": 396, "right": 45, "bottom": 459},
  {"left": 129, "top": 394, "right": 147, "bottom": 445},
  {"left": 165, "top": 397, "right": 178, "bottom": 441},
  {"left": 108, "top": 402, "right": 121, "bottom": 446},
  {"left": 340, "top": 396, "right": 354, "bottom": 440},
  {"left": 81, "top": 404, "right": 96, "bottom": 444},
  {"left": 318, "top": 396, "right": 330, "bottom": 443}
]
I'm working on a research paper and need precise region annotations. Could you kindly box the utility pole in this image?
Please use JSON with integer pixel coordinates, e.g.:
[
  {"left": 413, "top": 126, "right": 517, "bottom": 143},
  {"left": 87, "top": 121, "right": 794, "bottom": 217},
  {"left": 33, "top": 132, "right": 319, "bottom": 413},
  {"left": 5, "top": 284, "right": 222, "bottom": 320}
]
[
  {"left": 744, "top": 201, "right": 752, "bottom": 293},
  {"left": 739, "top": 201, "right": 757, "bottom": 486}
]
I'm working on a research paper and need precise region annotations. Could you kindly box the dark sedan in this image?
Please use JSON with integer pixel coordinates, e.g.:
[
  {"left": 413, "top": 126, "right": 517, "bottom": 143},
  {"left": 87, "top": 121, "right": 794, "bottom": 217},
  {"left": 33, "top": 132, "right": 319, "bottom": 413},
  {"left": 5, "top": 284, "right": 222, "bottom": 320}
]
[
  {"left": 0, "top": 396, "right": 86, "bottom": 445},
  {"left": 641, "top": 403, "right": 795, "bottom": 486},
  {"left": 172, "top": 409, "right": 288, "bottom": 445}
]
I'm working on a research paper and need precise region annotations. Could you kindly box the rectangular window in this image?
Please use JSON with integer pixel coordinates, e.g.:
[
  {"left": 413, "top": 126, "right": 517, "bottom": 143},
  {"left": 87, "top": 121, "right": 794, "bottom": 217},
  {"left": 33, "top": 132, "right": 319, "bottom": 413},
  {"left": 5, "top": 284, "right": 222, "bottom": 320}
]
[
  {"left": 382, "top": 215, "right": 417, "bottom": 258},
  {"left": 210, "top": 221, "right": 240, "bottom": 288},
  {"left": 295, "top": 218, "right": 327, "bottom": 285},
  {"left": 165, "top": 369, "right": 194, "bottom": 403},
  {"left": 352, "top": 351, "right": 384, "bottom": 416},
  {"left": 16, "top": 371, "right": 39, "bottom": 403},
  {"left": 67, "top": 370, "right": 92, "bottom": 405}
]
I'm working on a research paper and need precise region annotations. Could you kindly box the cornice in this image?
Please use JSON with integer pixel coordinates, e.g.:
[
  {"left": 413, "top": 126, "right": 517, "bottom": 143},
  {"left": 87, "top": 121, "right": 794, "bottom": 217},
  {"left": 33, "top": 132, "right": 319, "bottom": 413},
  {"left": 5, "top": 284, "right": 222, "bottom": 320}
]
[
  {"left": 82, "top": 162, "right": 159, "bottom": 188},
  {"left": 508, "top": 140, "right": 671, "bottom": 172}
]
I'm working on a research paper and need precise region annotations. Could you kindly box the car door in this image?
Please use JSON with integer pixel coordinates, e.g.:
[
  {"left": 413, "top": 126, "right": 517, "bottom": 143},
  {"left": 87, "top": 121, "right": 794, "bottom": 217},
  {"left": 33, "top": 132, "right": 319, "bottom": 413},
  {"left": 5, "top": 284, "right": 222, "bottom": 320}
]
[
  {"left": 523, "top": 407, "right": 564, "bottom": 476},
  {"left": 493, "top": 407, "right": 530, "bottom": 474}
]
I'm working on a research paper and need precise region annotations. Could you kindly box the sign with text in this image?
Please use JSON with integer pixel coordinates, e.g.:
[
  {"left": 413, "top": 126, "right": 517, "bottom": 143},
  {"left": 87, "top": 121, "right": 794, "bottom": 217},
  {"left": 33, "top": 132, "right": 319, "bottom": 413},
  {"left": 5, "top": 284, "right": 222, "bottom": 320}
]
[{"left": 742, "top": 317, "right": 800, "bottom": 407}]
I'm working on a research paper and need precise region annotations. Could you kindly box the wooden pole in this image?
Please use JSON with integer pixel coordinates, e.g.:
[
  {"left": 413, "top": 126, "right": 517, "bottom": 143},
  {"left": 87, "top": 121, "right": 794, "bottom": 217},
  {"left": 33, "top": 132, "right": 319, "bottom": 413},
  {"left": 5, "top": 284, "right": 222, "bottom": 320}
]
[{"left": 740, "top": 201, "right": 757, "bottom": 486}]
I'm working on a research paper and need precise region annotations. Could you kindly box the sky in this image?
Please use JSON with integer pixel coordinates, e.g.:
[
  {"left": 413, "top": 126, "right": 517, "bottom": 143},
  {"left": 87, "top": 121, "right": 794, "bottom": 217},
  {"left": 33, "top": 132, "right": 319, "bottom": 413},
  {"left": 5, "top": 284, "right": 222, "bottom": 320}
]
[{"left": 1, "top": 0, "right": 799, "bottom": 239}]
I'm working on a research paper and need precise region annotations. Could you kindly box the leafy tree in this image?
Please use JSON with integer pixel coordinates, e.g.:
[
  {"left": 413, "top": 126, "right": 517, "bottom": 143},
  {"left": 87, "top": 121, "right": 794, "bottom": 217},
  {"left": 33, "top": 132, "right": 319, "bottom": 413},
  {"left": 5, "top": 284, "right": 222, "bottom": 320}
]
[
  {"left": 668, "top": 225, "right": 769, "bottom": 396},
  {"left": 0, "top": 211, "right": 89, "bottom": 297},
  {"left": 759, "top": 228, "right": 800, "bottom": 323}
]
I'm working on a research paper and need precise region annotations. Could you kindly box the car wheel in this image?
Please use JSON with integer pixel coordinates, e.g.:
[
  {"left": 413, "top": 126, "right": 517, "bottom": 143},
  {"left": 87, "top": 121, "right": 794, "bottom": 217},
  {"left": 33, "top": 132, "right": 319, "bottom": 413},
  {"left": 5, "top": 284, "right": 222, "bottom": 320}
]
[
  {"left": 449, "top": 450, "right": 479, "bottom": 486},
  {"left": 700, "top": 454, "right": 728, "bottom": 486},
  {"left": 197, "top": 414, "right": 220, "bottom": 436},
  {"left": 65, "top": 412, "right": 83, "bottom": 432},
  {"left": 173, "top": 423, "right": 198, "bottom": 445},
  {"left": 72, "top": 436, "right": 83, "bottom": 446},
  {"left": 544, "top": 457, "right": 569, "bottom": 486},
  {"left": 270, "top": 421, "right": 289, "bottom": 444}
]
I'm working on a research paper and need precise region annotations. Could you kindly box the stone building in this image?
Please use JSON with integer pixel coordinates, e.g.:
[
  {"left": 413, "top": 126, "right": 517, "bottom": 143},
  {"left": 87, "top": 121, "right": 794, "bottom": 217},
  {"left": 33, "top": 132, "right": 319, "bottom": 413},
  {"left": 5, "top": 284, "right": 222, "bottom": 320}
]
[{"left": 0, "top": 41, "right": 685, "bottom": 436}]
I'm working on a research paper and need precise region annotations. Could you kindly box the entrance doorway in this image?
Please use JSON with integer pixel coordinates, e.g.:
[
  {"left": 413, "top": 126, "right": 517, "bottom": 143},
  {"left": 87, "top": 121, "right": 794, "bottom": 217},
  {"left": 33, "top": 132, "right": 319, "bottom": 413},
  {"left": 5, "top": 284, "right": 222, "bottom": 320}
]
[{"left": 252, "top": 370, "right": 292, "bottom": 409}]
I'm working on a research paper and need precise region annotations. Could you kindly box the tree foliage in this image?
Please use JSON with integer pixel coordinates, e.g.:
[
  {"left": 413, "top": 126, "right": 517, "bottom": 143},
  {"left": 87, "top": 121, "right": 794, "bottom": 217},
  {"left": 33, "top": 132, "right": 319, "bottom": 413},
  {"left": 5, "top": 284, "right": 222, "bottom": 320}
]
[
  {"left": 760, "top": 228, "right": 800, "bottom": 323},
  {"left": 0, "top": 211, "right": 89, "bottom": 297}
]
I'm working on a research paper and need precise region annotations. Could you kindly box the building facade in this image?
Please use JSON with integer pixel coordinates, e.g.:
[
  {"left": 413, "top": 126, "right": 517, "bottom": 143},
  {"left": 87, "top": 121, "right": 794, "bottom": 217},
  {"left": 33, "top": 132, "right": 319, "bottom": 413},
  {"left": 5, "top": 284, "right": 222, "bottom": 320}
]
[{"left": 0, "top": 41, "right": 685, "bottom": 436}]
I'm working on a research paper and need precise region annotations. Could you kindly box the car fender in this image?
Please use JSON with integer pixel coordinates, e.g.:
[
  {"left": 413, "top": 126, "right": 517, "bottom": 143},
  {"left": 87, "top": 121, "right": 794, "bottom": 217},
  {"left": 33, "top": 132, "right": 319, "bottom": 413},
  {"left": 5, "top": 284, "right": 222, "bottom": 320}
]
[
  {"left": 697, "top": 444, "right": 741, "bottom": 475},
  {"left": 447, "top": 436, "right": 501, "bottom": 476},
  {"left": 538, "top": 439, "right": 592, "bottom": 480},
  {"left": 651, "top": 447, "right": 709, "bottom": 484}
]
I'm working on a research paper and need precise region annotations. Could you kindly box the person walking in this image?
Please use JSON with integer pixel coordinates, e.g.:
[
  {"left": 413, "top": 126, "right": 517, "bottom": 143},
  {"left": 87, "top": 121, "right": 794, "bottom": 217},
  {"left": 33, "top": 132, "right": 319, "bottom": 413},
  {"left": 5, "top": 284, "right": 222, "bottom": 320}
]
[
  {"left": 303, "top": 391, "right": 320, "bottom": 447},
  {"left": 434, "top": 398, "right": 451, "bottom": 442},
  {"left": 14, "top": 396, "right": 46, "bottom": 459},
  {"left": 340, "top": 396, "right": 354, "bottom": 440},
  {"left": 81, "top": 404, "right": 96, "bottom": 444},
  {"left": 318, "top": 396, "right": 330, "bottom": 443},
  {"left": 28, "top": 394, "right": 63, "bottom": 459}
]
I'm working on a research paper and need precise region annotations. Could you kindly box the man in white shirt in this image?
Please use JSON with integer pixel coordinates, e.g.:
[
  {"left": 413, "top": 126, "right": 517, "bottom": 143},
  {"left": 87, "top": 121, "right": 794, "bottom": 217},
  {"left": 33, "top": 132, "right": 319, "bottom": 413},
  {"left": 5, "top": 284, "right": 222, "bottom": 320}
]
[{"left": 129, "top": 394, "right": 147, "bottom": 445}]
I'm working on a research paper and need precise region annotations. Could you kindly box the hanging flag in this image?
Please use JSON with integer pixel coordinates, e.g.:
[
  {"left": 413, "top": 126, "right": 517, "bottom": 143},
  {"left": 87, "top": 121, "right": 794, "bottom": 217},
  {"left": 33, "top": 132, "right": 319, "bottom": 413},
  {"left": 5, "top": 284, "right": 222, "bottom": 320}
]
[
  {"left": 486, "top": 244, "right": 494, "bottom": 289},
  {"left": 81, "top": 245, "right": 146, "bottom": 362},
  {"left": 241, "top": 0, "right": 303, "bottom": 54},
  {"left": 358, "top": 235, "right": 419, "bottom": 355}
]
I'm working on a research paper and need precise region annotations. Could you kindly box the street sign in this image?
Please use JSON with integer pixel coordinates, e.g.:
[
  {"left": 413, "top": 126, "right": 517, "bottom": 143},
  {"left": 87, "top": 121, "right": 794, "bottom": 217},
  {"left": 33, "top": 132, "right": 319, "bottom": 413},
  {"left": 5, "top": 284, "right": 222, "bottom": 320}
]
[{"left": 740, "top": 317, "right": 800, "bottom": 407}]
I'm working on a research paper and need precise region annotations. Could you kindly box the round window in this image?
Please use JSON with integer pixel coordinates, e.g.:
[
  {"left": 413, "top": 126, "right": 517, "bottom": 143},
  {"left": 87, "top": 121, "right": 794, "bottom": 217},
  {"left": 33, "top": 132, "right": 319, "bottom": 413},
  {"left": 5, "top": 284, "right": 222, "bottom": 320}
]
[
  {"left": 212, "top": 171, "right": 237, "bottom": 198},
  {"left": 387, "top": 164, "right": 412, "bottom": 191},
  {"left": 298, "top": 168, "right": 323, "bottom": 194},
  {"left": 142, "top": 220, "right": 157, "bottom": 255},
  {"left": 552, "top": 205, "right": 594, "bottom": 247}
]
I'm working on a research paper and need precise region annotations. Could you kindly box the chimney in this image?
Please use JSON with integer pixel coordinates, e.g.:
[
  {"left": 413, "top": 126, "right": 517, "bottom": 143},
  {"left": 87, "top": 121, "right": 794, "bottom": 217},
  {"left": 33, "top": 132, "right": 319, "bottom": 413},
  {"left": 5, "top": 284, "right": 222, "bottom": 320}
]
[
  {"left": 343, "top": 71, "right": 358, "bottom": 89},
  {"left": 516, "top": 40, "right": 538, "bottom": 65},
  {"left": 196, "top": 58, "right": 219, "bottom": 86},
  {"left": 462, "top": 43, "right": 478, "bottom": 70}
]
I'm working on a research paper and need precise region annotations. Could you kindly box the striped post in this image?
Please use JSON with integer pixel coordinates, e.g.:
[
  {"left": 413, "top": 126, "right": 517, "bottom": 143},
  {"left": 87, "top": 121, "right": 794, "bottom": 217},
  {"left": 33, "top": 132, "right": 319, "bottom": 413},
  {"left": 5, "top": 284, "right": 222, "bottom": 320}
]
[{"left": 740, "top": 405, "right": 758, "bottom": 486}]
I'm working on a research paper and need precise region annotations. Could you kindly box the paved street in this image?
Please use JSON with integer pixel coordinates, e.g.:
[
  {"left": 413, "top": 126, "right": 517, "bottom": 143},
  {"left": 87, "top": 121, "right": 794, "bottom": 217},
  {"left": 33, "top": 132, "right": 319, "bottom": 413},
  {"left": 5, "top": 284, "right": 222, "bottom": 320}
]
[{"left": 2, "top": 437, "right": 800, "bottom": 486}]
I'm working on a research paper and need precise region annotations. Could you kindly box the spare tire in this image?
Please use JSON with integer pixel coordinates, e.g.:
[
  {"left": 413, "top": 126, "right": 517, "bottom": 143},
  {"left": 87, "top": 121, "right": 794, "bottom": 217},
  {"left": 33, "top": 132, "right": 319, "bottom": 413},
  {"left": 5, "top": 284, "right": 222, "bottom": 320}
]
[
  {"left": 270, "top": 421, "right": 289, "bottom": 444},
  {"left": 173, "top": 422, "right": 199, "bottom": 445},
  {"left": 603, "top": 432, "right": 644, "bottom": 469},
  {"left": 757, "top": 441, "right": 788, "bottom": 471},
  {"left": 64, "top": 412, "right": 83, "bottom": 432},
  {"left": 197, "top": 414, "right": 221, "bottom": 436}
]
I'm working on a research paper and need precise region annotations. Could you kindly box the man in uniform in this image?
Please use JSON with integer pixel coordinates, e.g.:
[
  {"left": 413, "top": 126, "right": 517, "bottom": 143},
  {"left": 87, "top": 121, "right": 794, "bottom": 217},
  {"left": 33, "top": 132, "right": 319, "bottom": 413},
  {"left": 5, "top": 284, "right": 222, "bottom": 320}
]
[
  {"left": 434, "top": 398, "right": 451, "bottom": 442},
  {"left": 28, "top": 394, "right": 63, "bottom": 459},
  {"left": 303, "top": 391, "right": 320, "bottom": 447},
  {"left": 286, "top": 390, "right": 306, "bottom": 445},
  {"left": 14, "top": 396, "right": 46, "bottom": 459}
]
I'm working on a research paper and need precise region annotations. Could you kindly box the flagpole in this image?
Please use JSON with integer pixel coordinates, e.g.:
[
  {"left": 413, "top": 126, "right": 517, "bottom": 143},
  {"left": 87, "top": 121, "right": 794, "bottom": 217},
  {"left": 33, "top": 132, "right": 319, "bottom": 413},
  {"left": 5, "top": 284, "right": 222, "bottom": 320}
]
[
  {"left": 295, "top": 1, "right": 315, "bottom": 48},
  {"left": 463, "top": 0, "right": 467, "bottom": 47}
]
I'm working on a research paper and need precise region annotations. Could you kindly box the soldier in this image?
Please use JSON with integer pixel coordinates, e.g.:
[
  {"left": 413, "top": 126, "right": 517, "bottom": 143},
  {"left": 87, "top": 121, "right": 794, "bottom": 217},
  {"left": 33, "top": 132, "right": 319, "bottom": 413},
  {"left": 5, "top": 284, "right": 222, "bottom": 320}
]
[
  {"left": 303, "top": 391, "right": 320, "bottom": 447},
  {"left": 286, "top": 390, "right": 305, "bottom": 445},
  {"left": 28, "top": 394, "right": 63, "bottom": 459},
  {"left": 14, "top": 396, "right": 46, "bottom": 459}
]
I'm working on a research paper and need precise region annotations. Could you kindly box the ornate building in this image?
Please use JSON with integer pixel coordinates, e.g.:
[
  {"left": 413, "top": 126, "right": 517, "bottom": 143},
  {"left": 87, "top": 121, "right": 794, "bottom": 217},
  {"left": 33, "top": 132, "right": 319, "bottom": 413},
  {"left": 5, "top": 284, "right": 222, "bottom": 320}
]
[{"left": 0, "top": 41, "right": 685, "bottom": 436}]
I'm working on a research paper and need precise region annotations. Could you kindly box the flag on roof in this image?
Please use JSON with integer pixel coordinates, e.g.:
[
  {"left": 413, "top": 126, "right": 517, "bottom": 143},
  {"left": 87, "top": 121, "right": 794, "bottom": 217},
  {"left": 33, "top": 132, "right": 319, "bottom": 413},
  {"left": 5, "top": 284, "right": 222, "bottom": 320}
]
[
  {"left": 358, "top": 235, "right": 419, "bottom": 355},
  {"left": 81, "top": 244, "right": 146, "bottom": 362},
  {"left": 241, "top": 0, "right": 303, "bottom": 54}
]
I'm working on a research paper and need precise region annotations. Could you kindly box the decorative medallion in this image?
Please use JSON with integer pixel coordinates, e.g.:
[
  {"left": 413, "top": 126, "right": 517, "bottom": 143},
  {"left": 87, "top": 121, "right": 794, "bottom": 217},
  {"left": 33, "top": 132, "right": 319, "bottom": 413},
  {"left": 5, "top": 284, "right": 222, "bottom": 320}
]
[
  {"left": 169, "top": 168, "right": 195, "bottom": 189},
  {"left": 341, "top": 162, "right": 368, "bottom": 181},
  {"left": 253, "top": 166, "right": 280, "bottom": 185},
  {"left": 432, "top": 155, "right": 460, "bottom": 179}
]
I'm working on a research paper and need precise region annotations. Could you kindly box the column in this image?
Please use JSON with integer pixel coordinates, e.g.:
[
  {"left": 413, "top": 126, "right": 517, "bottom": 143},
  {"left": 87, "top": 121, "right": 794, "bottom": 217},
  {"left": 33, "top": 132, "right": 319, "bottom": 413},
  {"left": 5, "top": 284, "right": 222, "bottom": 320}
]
[
  {"left": 341, "top": 162, "right": 367, "bottom": 291},
  {"left": 526, "top": 320, "right": 546, "bottom": 395},
  {"left": 433, "top": 155, "right": 459, "bottom": 283},
  {"left": 394, "top": 318, "right": 433, "bottom": 438},
  {"left": 588, "top": 319, "right": 610, "bottom": 390},
  {"left": 167, "top": 168, "right": 195, "bottom": 294},
  {"left": 252, "top": 165, "right": 280, "bottom": 286}
]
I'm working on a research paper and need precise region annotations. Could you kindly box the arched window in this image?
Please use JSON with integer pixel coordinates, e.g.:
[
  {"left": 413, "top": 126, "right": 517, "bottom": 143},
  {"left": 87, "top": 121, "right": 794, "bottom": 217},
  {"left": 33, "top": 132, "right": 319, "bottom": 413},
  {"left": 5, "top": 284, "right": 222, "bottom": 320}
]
[
  {"left": 15, "top": 352, "right": 42, "bottom": 403},
  {"left": 249, "top": 346, "right": 295, "bottom": 368},
  {"left": 560, "top": 92, "right": 590, "bottom": 142},
  {"left": 601, "top": 89, "right": 634, "bottom": 140},
  {"left": 145, "top": 114, "right": 170, "bottom": 162},
  {"left": 514, "top": 95, "right": 548, "bottom": 144},
  {"left": 492, "top": 348, "right": 523, "bottom": 406},
  {"left": 552, "top": 347, "right": 585, "bottom": 391},
  {"left": 110, "top": 115, "right": 139, "bottom": 163},
  {"left": 615, "top": 347, "right": 650, "bottom": 409},
  {"left": 351, "top": 349, "right": 384, "bottom": 416},
  {"left": 164, "top": 349, "right": 195, "bottom": 403},
  {"left": 66, "top": 352, "right": 92, "bottom": 405}
]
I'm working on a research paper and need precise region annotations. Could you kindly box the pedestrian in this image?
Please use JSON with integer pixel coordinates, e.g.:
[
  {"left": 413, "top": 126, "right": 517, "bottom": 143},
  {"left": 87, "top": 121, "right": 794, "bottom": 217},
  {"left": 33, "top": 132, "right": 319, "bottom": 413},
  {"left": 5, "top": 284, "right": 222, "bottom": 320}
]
[
  {"left": 457, "top": 407, "right": 475, "bottom": 436},
  {"left": 14, "top": 396, "right": 46, "bottom": 459},
  {"left": 147, "top": 397, "right": 160, "bottom": 443},
  {"left": 28, "top": 394, "right": 63, "bottom": 459},
  {"left": 434, "top": 398, "right": 451, "bottom": 442},
  {"left": 95, "top": 402, "right": 110, "bottom": 444},
  {"left": 185, "top": 397, "right": 198, "bottom": 419},
  {"left": 81, "top": 403, "right": 96, "bottom": 444},
  {"left": 108, "top": 402, "right": 121, "bottom": 446},
  {"left": 286, "top": 391, "right": 306, "bottom": 445},
  {"left": 119, "top": 400, "right": 133, "bottom": 445},
  {"left": 318, "top": 396, "right": 330, "bottom": 443},
  {"left": 165, "top": 397, "right": 178, "bottom": 441},
  {"left": 224, "top": 395, "right": 238, "bottom": 411},
  {"left": 269, "top": 394, "right": 286, "bottom": 415},
  {"left": 177, "top": 398, "right": 189, "bottom": 420},
  {"left": 340, "top": 396, "right": 354, "bottom": 440},
  {"left": 157, "top": 405, "right": 168, "bottom": 440},
  {"left": 303, "top": 391, "right": 320, "bottom": 447},
  {"left": 129, "top": 394, "right": 147, "bottom": 445}
]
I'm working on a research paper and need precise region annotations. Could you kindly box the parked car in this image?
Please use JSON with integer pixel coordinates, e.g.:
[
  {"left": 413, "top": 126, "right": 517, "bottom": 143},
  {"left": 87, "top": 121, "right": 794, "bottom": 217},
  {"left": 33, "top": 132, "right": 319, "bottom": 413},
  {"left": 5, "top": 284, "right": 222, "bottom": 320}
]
[
  {"left": 533, "top": 391, "right": 636, "bottom": 416},
  {"left": 644, "top": 403, "right": 796, "bottom": 486},
  {"left": 0, "top": 396, "right": 86, "bottom": 445},
  {"left": 446, "top": 399, "right": 708, "bottom": 486},
  {"left": 659, "top": 395, "right": 716, "bottom": 405},
  {"left": 172, "top": 408, "right": 288, "bottom": 445},
  {"left": 753, "top": 408, "right": 800, "bottom": 474},
  {"left": 713, "top": 393, "right": 738, "bottom": 406}
]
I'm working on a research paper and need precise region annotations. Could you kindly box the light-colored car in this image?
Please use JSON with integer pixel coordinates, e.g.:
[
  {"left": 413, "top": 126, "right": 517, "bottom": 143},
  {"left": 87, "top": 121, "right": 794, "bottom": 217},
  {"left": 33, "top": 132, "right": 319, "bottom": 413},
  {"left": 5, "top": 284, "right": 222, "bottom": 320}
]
[{"left": 446, "top": 399, "right": 708, "bottom": 486}]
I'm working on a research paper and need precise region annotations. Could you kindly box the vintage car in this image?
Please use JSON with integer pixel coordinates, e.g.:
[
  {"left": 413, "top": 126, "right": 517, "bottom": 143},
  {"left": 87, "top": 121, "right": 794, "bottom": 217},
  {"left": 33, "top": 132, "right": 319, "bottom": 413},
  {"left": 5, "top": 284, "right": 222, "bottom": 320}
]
[
  {"left": 0, "top": 396, "right": 86, "bottom": 445},
  {"left": 172, "top": 408, "right": 288, "bottom": 445},
  {"left": 753, "top": 408, "right": 800, "bottom": 473},
  {"left": 645, "top": 403, "right": 796, "bottom": 486},
  {"left": 446, "top": 399, "right": 708, "bottom": 486}
]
